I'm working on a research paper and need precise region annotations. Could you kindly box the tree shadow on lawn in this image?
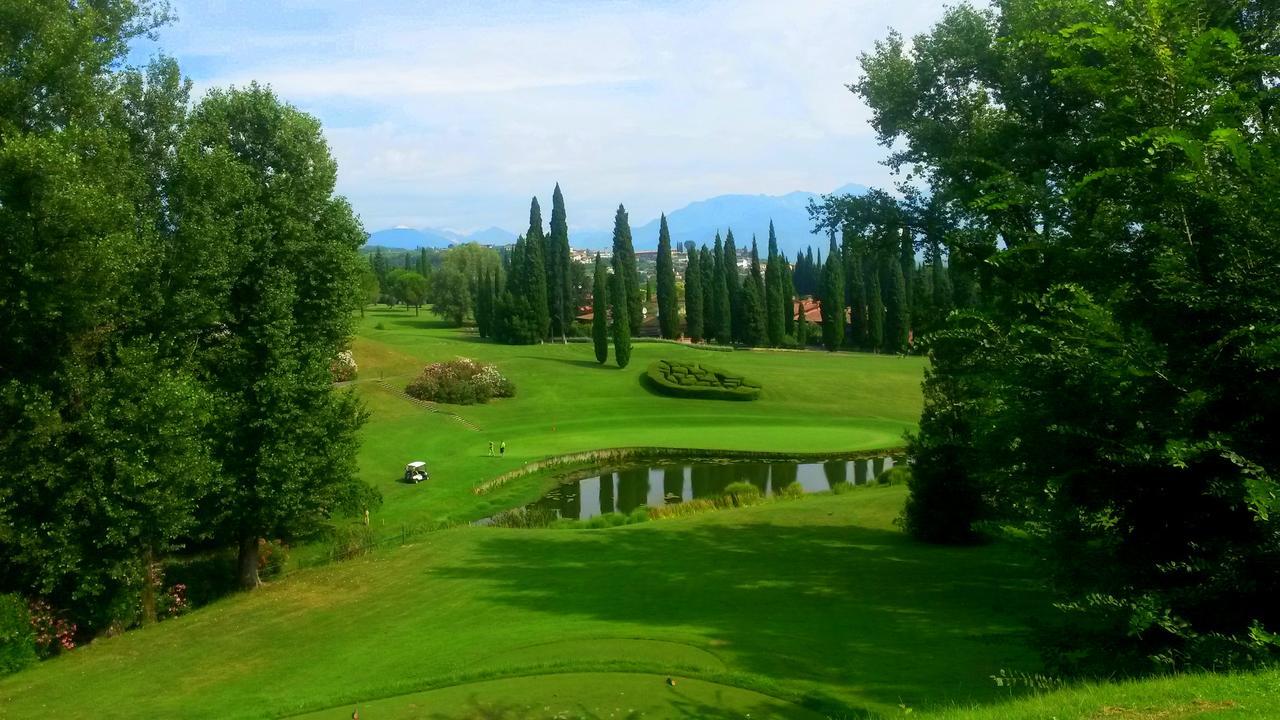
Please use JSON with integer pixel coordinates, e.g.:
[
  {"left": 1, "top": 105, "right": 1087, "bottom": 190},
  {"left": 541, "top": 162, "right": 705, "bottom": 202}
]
[
  {"left": 421, "top": 690, "right": 823, "bottom": 720},
  {"left": 514, "top": 355, "right": 609, "bottom": 370},
  {"left": 431, "top": 521, "right": 1045, "bottom": 717}
]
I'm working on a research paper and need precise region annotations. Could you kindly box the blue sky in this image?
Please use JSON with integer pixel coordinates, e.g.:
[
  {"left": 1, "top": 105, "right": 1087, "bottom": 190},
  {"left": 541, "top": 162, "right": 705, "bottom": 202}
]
[{"left": 129, "top": 1, "right": 953, "bottom": 233}]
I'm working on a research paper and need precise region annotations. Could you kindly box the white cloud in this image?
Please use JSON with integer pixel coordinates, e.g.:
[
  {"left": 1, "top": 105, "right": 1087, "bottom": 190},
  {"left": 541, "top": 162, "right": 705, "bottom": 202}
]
[{"left": 148, "top": 0, "right": 955, "bottom": 231}]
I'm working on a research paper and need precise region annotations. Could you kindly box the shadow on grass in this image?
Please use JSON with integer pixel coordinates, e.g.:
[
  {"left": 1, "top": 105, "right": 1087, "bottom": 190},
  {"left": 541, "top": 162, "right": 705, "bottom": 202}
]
[
  {"left": 422, "top": 691, "right": 824, "bottom": 720},
  {"left": 515, "top": 355, "right": 608, "bottom": 370},
  {"left": 431, "top": 519, "right": 1045, "bottom": 716}
]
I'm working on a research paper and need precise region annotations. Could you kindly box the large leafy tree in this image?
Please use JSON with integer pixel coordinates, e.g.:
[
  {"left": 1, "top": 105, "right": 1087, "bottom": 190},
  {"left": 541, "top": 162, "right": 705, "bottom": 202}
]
[
  {"left": 656, "top": 214, "right": 679, "bottom": 339},
  {"left": 0, "top": 2, "right": 222, "bottom": 631},
  {"left": 177, "top": 85, "right": 373, "bottom": 589},
  {"left": 862, "top": 0, "right": 1280, "bottom": 673}
]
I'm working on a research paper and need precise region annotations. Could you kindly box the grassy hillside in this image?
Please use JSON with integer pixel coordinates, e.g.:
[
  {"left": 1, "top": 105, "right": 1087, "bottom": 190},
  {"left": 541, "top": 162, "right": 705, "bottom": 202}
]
[
  {"left": 0, "top": 486, "right": 1050, "bottom": 719},
  {"left": 350, "top": 308, "right": 926, "bottom": 529}
]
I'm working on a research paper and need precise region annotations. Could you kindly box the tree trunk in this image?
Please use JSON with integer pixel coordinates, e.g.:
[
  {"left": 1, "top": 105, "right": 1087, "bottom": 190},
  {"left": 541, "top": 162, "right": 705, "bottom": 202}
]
[
  {"left": 141, "top": 547, "right": 158, "bottom": 625},
  {"left": 238, "top": 536, "right": 261, "bottom": 589}
]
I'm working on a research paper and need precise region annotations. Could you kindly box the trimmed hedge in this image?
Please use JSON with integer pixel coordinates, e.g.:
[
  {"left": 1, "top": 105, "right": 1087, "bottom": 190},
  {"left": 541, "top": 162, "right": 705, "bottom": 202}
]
[{"left": 644, "top": 360, "right": 762, "bottom": 401}]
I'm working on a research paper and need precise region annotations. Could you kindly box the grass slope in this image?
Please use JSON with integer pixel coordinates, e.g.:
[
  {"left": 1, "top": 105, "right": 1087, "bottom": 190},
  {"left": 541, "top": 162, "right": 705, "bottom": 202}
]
[
  {"left": 351, "top": 309, "right": 926, "bottom": 530},
  {"left": 0, "top": 487, "right": 1051, "bottom": 719}
]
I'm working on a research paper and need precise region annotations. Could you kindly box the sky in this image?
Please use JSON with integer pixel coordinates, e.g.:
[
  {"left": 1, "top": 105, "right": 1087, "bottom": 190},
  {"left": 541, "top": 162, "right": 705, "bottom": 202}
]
[{"left": 128, "top": 0, "right": 953, "bottom": 234}]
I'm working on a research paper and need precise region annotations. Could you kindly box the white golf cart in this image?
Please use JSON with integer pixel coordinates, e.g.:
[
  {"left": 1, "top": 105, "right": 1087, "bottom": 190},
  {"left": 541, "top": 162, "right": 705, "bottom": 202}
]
[{"left": 403, "top": 461, "right": 429, "bottom": 484}]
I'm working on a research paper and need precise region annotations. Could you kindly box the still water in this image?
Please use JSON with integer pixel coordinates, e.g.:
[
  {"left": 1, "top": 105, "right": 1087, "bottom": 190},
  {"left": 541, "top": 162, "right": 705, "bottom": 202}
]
[{"left": 515, "top": 457, "right": 900, "bottom": 521}]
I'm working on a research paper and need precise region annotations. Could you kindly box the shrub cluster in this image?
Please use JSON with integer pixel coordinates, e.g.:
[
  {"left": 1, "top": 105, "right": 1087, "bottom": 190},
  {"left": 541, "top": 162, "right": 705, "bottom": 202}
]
[
  {"left": 330, "top": 349, "right": 357, "bottom": 382},
  {"left": 405, "top": 357, "right": 515, "bottom": 405},
  {"left": 644, "top": 360, "right": 761, "bottom": 401}
]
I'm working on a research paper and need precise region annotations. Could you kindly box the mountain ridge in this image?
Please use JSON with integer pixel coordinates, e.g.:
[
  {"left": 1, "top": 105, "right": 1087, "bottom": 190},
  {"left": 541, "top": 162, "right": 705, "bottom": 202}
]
[{"left": 366, "top": 183, "right": 870, "bottom": 257}]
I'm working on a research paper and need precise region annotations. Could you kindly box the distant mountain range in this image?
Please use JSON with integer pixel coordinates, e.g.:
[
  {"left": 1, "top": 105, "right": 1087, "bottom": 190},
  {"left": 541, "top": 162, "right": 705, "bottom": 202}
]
[
  {"left": 365, "top": 183, "right": 869, "bottom": 258},
  {"left": 366, "top": 225, "right": 517, "bottom": 250}
]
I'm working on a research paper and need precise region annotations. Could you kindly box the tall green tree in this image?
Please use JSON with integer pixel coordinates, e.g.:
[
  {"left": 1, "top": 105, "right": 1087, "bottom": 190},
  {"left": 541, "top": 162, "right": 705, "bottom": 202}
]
[
  {"left": 723, "top": 230, "right": 740, "bottom": 341},
  {"left": 711, "top": 234, "right": 731, "bottom": 344},
  {"left": 179, "top": 86, "right": 373, "bottom": 588},
  {"left": 700, "top": 244, "right": 716, "bottom": 340},
  {"left": 867, "top": 269, "right": 884, "bottom": 352},
  {"left": 764, "top": 223, "right": 784, "bottom": 346},
  {"left": 844, "top": 230, "right": 868, "bottom": 348},
  {"left": 684, "top": 242, "right": 704, "bottom": 342},
  {"left": 819, "top": 233, "right": 845, "bottom": 351},
  {"left": 862, "top": 0, "right": 1280, "bottom": 672},
  {"left": 591, "top": 254, "right": 609, "bottom": 364},
  {"left": 883, "top": 257, "right": 910, "bottom": 353},
  {"left": 780, "top": 251, "right": 795, "bottom": 337},
  {"left": 524, "top": 197, "right": 550, "bottom": 341},
  {"left": 547, "top": 183, "right": 573, "bottom": 341},
  {"left": 656, "top": 214, "right": 679, "bottom": 339},
  {"left": 748, "top": 236, "right": 767, "bottom": 344},
  {"left": 610, "top": 204, "right": 642, "bottom": 335},
  {"left": 610, "top": 255, "right": 632, "bottom": 369}
]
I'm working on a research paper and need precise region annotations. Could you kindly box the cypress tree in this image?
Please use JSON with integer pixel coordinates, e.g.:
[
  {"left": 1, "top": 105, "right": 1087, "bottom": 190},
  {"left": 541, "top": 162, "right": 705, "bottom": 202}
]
[
  {"left": 819, "top": 232, "right": 845, "bottom": 351},
  {"left": 610, "top": 255, "right": 632, "bottom": 368},
  {"left": 723, "top": 229, "right": 740, "bottom": 342},
  {"left": 656, "top": 214, "right": 678, "bottom": 339},
  {"left": 868, "top": 266, "right": 884, "bottom": 351},
  {"left": 796, "top": 299, "right": 809, "bottom": 346},
  {"left": 746, "top": 236, "right": 767, "bottom": 345},
  {"left": 930, "top": 247, "right": 953, "bottom": 325},
  {"left": 885, "top": 256, "right": 910, "bottom": 353},
  {"left": 700, "top": 245, "right": 716, "bottom": 340},
  {"left": 711, "top": 234, "right": 731, "bottom": 344},
  {"left": 900, "top": 226, "right": 915, "bottom": 317},
  {"left": 524, "top": 198, "right": 550, "bottom": 341},
  {"left": 765, "top": 223, "right": 784, "bottom": 346},
  {"left": 548, "top": 183, "right": 572, "bottom": 342},
  {"left": 610, "top": 204, "right": 642, "bottom": 335},
  {"left": 844, "top": 229, "right": 868, "bottom": 349},
  {"left": 781, "top": 251, "right": 795, "bottom": 337},
  {"left": 739, "top": 274, "right": 766, "bottom": 347},
  {"left": 592, "top": 254, "right": 609, "bottom": 364},
  {"left": 684, "top": 242, "right": 704, "bottom": 342}
]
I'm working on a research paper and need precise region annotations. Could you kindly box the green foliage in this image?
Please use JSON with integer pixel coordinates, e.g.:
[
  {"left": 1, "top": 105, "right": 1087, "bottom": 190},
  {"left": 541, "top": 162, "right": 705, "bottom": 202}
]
[
  {"left": 737, "top": 277, "right": 766, "bottom": 347},
  {"left": 884, "top": 258, "right": 910, "bottom": 353},
  {"left": 644, "top": 360, "right": 762, "bottom": 401},
  {"left": 765, "top": 224, "right": 785, "bottom": 347},
  {"left": 610, "top": 256, "right": 632, "bottom": 369},
  {"left": 820, "top": 233, "right": 845, "bottom": 351},
  {"left": 0, "top": 595, "right": 36, "bottom": 677},
  {"left": 656, "top": 214, "right": 679, "bottom": 339},
  {"left": 427, "top": 267, "right": 470, "bottom": 326},
  {"left": 610, "top": 204, "right": 642, "bottom": 335},
  {"left": 683, "top": 242, "right": 704, "bottom": 342},
  {"left": 547, "top": 184, "right": 573, "bottom": 340},
  {"left": 591, "top": 254, "right": 609, "bottom": 364}
]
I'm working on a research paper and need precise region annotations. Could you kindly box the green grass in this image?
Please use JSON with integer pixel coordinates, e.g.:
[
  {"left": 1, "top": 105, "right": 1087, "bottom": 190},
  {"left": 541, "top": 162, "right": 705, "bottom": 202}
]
[
  {"left": 5, "top": 311, "right": 1273, "bottom": 719},
  {"left": 349, "top": 308, "right": 926, "bottom": 531},
  {"left": 0, "top": 486, "right": 1051, "bottom": 719}
]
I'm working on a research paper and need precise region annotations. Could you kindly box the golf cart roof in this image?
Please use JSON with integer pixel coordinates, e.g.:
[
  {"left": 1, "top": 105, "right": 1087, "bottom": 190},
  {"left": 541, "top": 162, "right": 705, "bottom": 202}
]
[{"left": 406, "top": 461, "right": 427, "bottom": 469}]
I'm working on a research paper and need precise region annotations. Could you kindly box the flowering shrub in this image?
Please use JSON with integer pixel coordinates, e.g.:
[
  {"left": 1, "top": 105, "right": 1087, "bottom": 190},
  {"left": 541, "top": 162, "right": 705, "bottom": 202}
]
[
  {"left": 330, "top": 349, "right": 357, "bottom": 382},
  {"left": 27, "top": 600, "right": 76, "bottom": 658},
  {"left": 257, "top": 538, "right": 290, "bottom": 579},
  {"left": 404, "top": 358, "right": 515, "bottom": 405},
  {"left": 159, "top": 584, "right": 189, "bottom": 619}
]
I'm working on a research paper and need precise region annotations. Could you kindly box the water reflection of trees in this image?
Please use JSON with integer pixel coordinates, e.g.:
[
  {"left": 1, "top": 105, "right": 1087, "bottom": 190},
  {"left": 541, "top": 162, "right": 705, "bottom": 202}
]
[
  {"left": 823, "top": 461, "right": 848, "bottom": 489},
  {"left": 616, "top": 467, "right": 649, "bottom": 515},
  {"left": 770, "top": 463, "right": 797, "bottom": 494},
  {"left": 662, "top": 468, "right": 683, "bottom": 504}
]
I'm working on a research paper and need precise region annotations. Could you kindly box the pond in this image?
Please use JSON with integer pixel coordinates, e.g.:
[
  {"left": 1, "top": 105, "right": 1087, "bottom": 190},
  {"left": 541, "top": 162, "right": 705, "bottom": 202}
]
[{"left": 499, "top": 456, "right": 902, "bottom": 522}]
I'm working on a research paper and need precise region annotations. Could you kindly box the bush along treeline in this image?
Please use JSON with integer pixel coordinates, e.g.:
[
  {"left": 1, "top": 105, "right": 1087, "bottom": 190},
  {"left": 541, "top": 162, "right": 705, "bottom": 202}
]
[
  {"left": 0, "top": 2, "right": 377, "bottom": 655},
  {"left": 855, "top": 0, "right": 1280, "bottom": 676}
]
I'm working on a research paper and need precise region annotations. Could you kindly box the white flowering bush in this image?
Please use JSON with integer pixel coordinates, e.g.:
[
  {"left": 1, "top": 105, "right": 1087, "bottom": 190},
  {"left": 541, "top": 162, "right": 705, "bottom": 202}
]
[
  {"left": 330, "top": 350, "right": 358, "bottom": 382},
  {"left": 405, "top": 357, "right": 515, "bottom": 405}
]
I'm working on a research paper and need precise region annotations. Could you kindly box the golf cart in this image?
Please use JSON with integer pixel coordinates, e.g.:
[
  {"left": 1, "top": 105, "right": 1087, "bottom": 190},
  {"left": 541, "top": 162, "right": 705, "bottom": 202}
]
[{"left": 403, "top": 461, "right": 429, "bottom": 484}]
